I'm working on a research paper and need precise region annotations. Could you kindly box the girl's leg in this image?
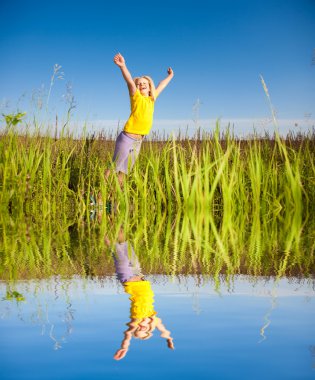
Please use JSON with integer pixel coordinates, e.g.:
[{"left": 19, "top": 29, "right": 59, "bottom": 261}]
[
  {"left": 113, "top": 241, "right": 143, "bottom": 283},
  {"left": 105, "top": 168, "right": 111, "bottom": 180},
  {"left": 103, "top": 132, "right": 142, "bottom": 196},
  {"left": 118, "top": 172, "right": 125, "bottom": 188},
  {"left": 99, "top": 133, "right": 125, "bottom": 202},
  {"left": 97, "top": 169, "right": 112, "bottom": 206}
]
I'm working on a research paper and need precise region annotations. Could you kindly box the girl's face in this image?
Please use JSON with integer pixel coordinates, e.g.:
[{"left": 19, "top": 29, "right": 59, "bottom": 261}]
[
  {"left": 136, "top": 78, "right": 150, "bottom": 96},
  {"left": 133, "top": 317, "right": 155, "bottom": 339}
]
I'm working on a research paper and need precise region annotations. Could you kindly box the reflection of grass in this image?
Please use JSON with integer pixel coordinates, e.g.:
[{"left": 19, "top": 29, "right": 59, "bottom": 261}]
[
  {"left": 0, "top": 204, "right": 314, "bottom": 283},
  {"left": 3, "top": 290, "right": 25, "bottom": 302}
]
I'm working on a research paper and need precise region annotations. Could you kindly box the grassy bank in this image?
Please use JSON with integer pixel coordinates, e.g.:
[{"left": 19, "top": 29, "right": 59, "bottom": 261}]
[{"left": 0, "top": 125, "right": 314, "bottom": 218}]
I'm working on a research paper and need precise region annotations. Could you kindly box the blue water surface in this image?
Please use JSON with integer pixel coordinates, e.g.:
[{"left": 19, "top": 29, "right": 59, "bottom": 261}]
[{"left": 0, "top": 276, "right": 314, "bottom": 380}]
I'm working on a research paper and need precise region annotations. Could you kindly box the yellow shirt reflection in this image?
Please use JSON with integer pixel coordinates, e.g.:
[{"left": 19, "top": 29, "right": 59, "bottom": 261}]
[{"left": 124, "top": 280, "right": 157, "bottom": 320}]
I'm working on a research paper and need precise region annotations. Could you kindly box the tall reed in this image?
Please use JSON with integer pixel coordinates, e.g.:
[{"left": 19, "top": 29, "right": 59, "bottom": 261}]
[{"left": 0, "top": 126, "right": 314, "bottom": 217}]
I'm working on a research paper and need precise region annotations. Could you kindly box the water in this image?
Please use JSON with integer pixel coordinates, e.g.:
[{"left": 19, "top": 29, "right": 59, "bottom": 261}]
[
  {"left": 1, "top": 276, "right": 314, "bottom": 380},
  {"left": 0, "top": 211, "right": 314, "bottom": 379}
]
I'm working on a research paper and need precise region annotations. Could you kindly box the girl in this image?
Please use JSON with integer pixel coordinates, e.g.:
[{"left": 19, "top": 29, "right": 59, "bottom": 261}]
[{"left": 105, "top": 53, "right": 174, "bottom": 187}]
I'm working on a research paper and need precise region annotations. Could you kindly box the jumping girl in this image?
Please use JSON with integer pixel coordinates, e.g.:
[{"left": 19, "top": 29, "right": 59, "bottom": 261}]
[{"left": 105, "top": 53, "right": 174, "bottom": 187}]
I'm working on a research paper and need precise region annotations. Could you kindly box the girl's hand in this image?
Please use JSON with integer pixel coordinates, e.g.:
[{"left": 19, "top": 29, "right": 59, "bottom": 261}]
[
  {"left": 167, "top": 67, "right": 174, "bottom": 77},
  {"left": 167, "top": 338, "right": 175, "bottom": 349},
  {"left": 114, "top": 53, "right": 125, "bottom": 67},
  {"left": 113, "top": 348, "right": 128, "bottom": 360}
]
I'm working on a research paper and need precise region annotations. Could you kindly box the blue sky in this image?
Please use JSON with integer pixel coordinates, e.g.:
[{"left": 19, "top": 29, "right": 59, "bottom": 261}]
[{"left": 0, "top": 0, "right": 314, "bottom": 135}]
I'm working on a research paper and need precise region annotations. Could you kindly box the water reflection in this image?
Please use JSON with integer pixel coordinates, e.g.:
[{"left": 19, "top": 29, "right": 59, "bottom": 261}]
[
  {"left": 1, "top": 205, "right": 314, "bottom": 379},
  {"left": 258, "top": 288, "right": 277, "bottom": 343},
  {"left": 1, "top": 275, "right": 314, "bottom": 380},
  {"left": 0, "top": 207, "right": 314, "bottom": 281},
  {"left": 0, "top": 277, "right": 76, "bottom": 351},
  {"left": 106, "top": 228, "right": 174, "bottom": 360},
  {"left": 48, "top": 279, "right": 75, "bottom": 350}
]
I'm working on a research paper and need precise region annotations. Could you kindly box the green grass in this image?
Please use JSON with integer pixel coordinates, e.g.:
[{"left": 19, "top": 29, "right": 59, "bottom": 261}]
[
  {"left": 0, "top": 125, "right": 314, "bottom": 217},
  {"left": 0, "top": 124, "right": 314, "bottom": 283}
]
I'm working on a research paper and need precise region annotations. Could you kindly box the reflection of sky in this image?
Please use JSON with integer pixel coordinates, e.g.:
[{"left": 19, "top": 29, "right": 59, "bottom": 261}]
[
  {"left": 0, "top": 0, "right": 314, "bottom": 135},
  {"left": 0, "top": 276, "right": 314, "bottom": 379}
]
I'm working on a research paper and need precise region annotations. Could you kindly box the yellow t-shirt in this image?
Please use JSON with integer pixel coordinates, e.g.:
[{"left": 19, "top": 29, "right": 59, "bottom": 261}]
[
  {"left": 123, "top": 90, "right": 156, "bottom": 135},
  {"left": 124, "top": 280, "right": 157, "bottom": 320}
]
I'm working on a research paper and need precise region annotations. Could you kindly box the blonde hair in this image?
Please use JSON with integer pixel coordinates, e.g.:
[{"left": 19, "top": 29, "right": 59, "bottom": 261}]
[
  {"left": 133, "top": 316, "right": 155, "bottom": 340},
  {"left": 134, "top": 76, "right": 156, "bottom": 100}
]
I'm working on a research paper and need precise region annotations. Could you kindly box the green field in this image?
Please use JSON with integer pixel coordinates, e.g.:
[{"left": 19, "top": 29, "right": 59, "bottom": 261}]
[{"left": 0, "top": 126, "right": 314, "bottom": 283}]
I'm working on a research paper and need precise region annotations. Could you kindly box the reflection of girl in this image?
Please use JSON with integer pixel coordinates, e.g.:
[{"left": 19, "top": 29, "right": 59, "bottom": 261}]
[{"left": 109, "top": 237, "right": 174, "bottom": 360}]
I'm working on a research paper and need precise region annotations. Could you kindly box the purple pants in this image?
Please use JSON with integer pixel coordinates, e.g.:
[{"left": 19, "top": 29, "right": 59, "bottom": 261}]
[
  {"left": 112, "top": 132, "right": 143, "bottom": 174},
  {"left": 113, "top": 242, "right": 143, "bottom": 283}
]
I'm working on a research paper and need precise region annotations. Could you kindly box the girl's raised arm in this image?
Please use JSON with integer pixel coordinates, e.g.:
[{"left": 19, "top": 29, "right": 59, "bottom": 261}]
[
  {"left": 155, "top": 317, "right": 175, "bottom": 349},
  {"left": 155, "top": 68, "right": 174, "bottom": 97},
  {"left": 113, "top": 323, "right": 137, "bottom": 360},
  {"left": 114, "top": 53, "right": 137, "bottom": 96}
]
